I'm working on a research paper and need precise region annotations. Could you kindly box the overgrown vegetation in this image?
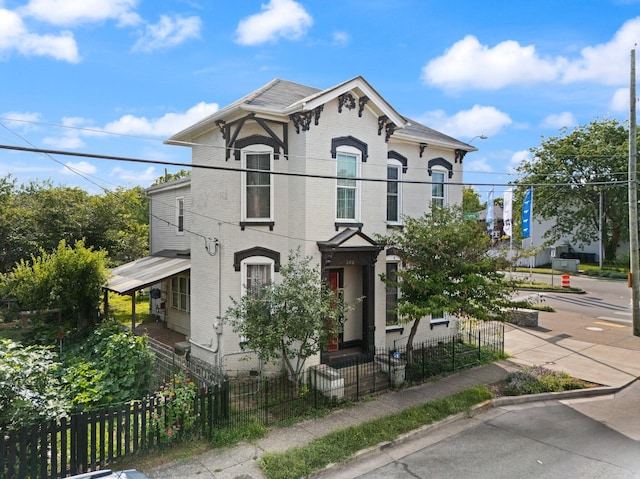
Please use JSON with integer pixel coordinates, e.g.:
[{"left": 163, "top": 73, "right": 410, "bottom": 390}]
[
  {"left": 503, "top": 365, "right": 590, "bottom": 396},
  {"left": 259, "top": 386, "right": 493, "bottom": 479},
  {"left": 0, "top": 321, "right": 154, "bottom": 430}
]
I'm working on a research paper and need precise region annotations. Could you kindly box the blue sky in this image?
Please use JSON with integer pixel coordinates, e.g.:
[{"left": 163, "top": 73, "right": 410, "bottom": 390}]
[{"left": 1, "top": 0, "right": 639, "bottom": 201}]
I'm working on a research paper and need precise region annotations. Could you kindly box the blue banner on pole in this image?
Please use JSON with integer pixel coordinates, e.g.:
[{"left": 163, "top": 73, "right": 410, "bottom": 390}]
[{"left": 522, "top": 187, "right": 532, "bottom": 238}]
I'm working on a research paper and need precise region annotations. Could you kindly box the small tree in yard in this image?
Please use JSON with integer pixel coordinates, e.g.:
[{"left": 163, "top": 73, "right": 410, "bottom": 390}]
[
  {"left": 381, "top": 206, "right": 524, "bottom": 364},
  {"left": 222, "top": 250, "right": 354, "bottom": 387}
]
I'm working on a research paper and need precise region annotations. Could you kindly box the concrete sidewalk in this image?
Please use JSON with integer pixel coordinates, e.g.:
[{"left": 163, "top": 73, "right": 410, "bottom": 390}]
[
  {"left": 504, "top": 309, "right": 640, "bottom": 387},
  {"left": 146, "top": 318, "right": 640, "bottom": 479}
]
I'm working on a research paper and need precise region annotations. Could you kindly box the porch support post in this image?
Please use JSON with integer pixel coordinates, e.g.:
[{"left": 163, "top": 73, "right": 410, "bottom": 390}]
[
  {"left": 103, "top": 289, "right": 109, "bottom": 320},
  {"left": 362, "top": 263, "right": 376, "bottom": 354},
  {"left": 131, "top": 292, "right": 137, "bottom": 333}
]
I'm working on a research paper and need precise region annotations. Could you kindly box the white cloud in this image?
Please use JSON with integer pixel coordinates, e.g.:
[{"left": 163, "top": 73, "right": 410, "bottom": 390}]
[
  {"left": 561, "top": 17, "right": 640, "bottom": 85},
  {"left": 0, "top": 8, "right": 80, "bottom": 62},
  {"left": 610, "top": 87, "right": 630, "bottom": 112},
  {"left": 540, "top": 112, "right": 577, "bottom": 130},
  {"left": 465, "top": 157, "right": 493, "bottom": 174},
  {"left": 423, "top": 17, "right": 640, "bottom": 91},
  {"left": 103, "top": 101, "right": 219, "bottom": 136},
  {"left": 332, "top": 31, "right": 350, "bottom": 47},
  {"left": 509, "top": 150, "right": 532, "bottom": 172},
  {"left": 1, "top": 111, "right": 42, "bottom": 131},
  {"left": 21, "top": 0, "right": 141, "bottom": 27},
  {"left": 422, "top": 35, "right": 564, "bottom": 91},
  {"left": 61, "top": 160, "right": 96, "bottom": 175},
  {"left": 235, "top": 0, "right": 312, "bottom": 46},
  {"left": 111, "top": 165, "right": 157, "bottom": 182},
  {"left": 418, "top": 105, "right": 512, "bottom": 138},
  {"left": 41, "top": 116, "right": 99, "bottom": 148},
  {"left": 132, "top": 14, "right": 202, "bottom": 52},
  {"left": 42, "top": 135, "right": 85, "bottom": 149}
]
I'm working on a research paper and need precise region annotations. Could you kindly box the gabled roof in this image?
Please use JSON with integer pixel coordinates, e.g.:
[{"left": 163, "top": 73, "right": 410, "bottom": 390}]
[
  {"left": 166, "top": 76, "right": 475, "bottom": 151},
  {"left": 317, "top": 227, "right": 382, "bottom": 251},
  {"left": 167, "top": 76, "right": 408, "bottom": 144}
]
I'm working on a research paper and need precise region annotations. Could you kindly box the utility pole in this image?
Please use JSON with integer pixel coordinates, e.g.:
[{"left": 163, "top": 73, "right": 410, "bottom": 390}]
[{"left": 629, "top": 49, "right": 640, "bottom": 337}]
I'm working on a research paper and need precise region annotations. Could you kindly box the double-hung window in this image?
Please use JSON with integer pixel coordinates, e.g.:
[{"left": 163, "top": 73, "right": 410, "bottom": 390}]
[
  {"left": 336, "top": 149, "right": 360, "bottom": 221},
  {"left": 431, "top": 170, "right": 446, "bottom": 207},
  {"left": 242, "top": 148, "right": 273, "bottom": 221},
  {"left": 171, "top": 275, "right": 190, "bottom": 312},
  {"left": 387, "top": 160, "right": 402, "bottom": 224},
  {"left": 241, "top": 257, "right": 274, "bottom": 297}
]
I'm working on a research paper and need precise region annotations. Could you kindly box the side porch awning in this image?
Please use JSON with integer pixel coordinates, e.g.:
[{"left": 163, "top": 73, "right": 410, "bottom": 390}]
[{"left": 106, "top": 254, "right": 191, "bottom": 295}]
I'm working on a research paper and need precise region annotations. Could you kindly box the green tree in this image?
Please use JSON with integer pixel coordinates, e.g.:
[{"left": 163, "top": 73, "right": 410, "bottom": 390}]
[
  {"left": 3, "top": 239, "right": 108, "bottom": 327},
  {"left": 381, "top": 206, "right": 522, "bottom": 363},
  {"left": 515, "top": 118, "right": 630, "bottom": 261},
  {"left": 462, "top": 186, "right": 483, "bottom": 215},
  {"left": 222, "top": 250, "right": 355, "bottom": 386},
  {"left": 152, "top": 168, "right": 191, "bottom": 185},
  {"left": 0, "top": 177, "right": 149, "bottom": 272}
]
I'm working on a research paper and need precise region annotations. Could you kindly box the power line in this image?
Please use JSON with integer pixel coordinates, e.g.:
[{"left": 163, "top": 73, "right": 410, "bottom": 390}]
[
  {"left": 0, "top": 144, "right": 629, "bottom": 189},
  {"left": 1, "top": 116, "right": 633, "bottom": 178}
]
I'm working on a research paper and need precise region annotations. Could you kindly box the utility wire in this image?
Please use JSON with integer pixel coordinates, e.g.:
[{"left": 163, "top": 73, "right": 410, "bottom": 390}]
[{"left": 0, "top": 144, "right": 629, "bottom": 189}]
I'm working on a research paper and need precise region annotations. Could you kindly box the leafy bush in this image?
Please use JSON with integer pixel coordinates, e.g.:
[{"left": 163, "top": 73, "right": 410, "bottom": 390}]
[
  {"left": 0, "top": 339, "right": 71, "bottom": 430},
  {"left": 64, "top": 321, "right": 155, "bottom": 409},
  {"left": 503, "top": 366, "right": 587, "bottom": 396}
]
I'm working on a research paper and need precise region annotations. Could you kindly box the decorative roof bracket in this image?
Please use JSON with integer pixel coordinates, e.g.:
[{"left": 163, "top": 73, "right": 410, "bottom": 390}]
[
  {"left": 358, "top": 96, "right": 369, "bottom": 117},
  {"left": 455, "top": 149, "right": 467, "bottom": 164},
  {"left": 338, "top": 92, "right": 356, "bottom": 113},
  {"left": 290, "top": 105, "right": 324, "bottom": 133},
  {"left": 419, "top": 143, "right": 428, "bottom": 158}
]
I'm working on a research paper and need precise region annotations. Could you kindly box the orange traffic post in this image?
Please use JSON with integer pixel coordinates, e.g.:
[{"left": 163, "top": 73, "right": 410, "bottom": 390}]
[{"left": 561, "top": 274, "right": 570, "bottom": 288}]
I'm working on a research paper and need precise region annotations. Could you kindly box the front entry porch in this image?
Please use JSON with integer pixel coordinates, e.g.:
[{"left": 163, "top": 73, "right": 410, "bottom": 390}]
[{"left": 317, "top": 228, "right": 383, "bottom": 365}]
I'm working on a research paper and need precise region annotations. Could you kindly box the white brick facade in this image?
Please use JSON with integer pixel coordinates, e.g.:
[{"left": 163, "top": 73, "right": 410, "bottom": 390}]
[{"left": 158, "top": 76, "right": 474, "bottom": 369}]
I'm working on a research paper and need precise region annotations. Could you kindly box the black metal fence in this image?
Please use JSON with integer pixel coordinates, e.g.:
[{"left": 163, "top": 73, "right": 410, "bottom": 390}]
[{"left": 1, "top": 321, "right": 503, "bottom": 478}]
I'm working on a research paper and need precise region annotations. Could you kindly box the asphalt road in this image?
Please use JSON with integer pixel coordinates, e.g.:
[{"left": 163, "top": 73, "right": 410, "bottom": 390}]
[{"left": 336, "top": 398, "right": 640, "bottom": 479}]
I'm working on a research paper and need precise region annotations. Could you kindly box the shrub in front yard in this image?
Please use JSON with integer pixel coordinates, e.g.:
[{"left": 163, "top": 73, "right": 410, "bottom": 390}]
[{"left": 504, "top": 365, "right": 587, "bottom": 395}]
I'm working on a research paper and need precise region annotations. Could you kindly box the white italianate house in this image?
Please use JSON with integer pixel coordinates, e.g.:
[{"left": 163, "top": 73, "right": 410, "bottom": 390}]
[{"left": 114, "top": 76, "right": 478, "bottom": 373}]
